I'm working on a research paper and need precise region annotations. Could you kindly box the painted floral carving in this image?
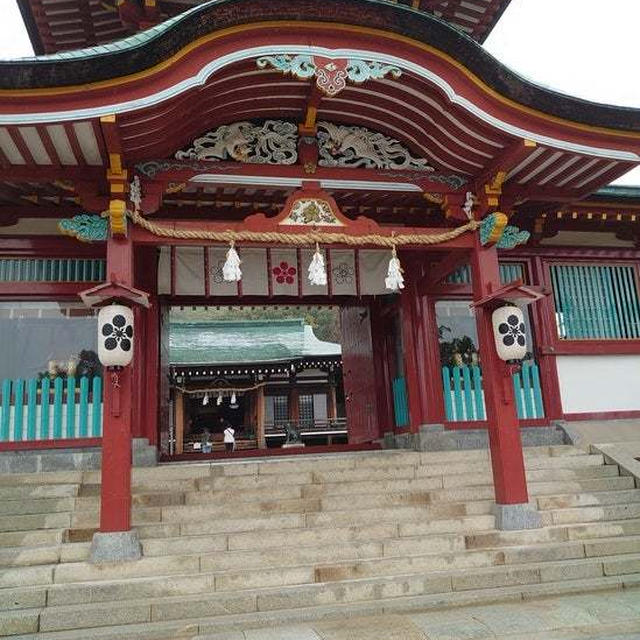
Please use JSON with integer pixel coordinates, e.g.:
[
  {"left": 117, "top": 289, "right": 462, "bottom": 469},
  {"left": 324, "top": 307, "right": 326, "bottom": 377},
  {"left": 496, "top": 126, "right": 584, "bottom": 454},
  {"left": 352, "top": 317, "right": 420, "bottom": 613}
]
[
  {"left": 101, "top": 314, "right": 133, "bottom": 352},
  {"left": 272, "top": 261, "right": 297, "bottom": 284},
  {"left": 498, "top": 314, "right": 526, "bottom": 348},
  {"left": 175, "top": 120, "right": 297, "bottom": 165},
  {"left": 256, "top": 54, "right": 401, "bottom": 96},
  {"left": 317, "top": 122, "right": 434, "bottom": 171}
]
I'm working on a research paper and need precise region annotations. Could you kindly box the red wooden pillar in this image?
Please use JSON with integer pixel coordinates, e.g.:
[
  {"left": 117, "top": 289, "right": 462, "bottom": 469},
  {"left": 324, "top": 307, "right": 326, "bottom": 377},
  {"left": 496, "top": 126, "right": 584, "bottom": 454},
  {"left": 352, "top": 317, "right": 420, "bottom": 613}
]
[
  {"left": 530, "top": 257, "right": 563, "bottom": 421},
  {"left": 400, "top": 280, "right": 423, "bottom": 433},
  {"left": 370, "top": 299, "right": 394, "bottom": 434},
  {"left": 100, "top": 235, "right": 134, "bottom": 533},
  {"left": 420, "top": 294, "right": 446, "bottom": 424},
  {"left": 136, "top": 246, "right": 160, "bottom": 445},
  {"left": 470, "top": 239, "right": 529, "bottom": 506}
]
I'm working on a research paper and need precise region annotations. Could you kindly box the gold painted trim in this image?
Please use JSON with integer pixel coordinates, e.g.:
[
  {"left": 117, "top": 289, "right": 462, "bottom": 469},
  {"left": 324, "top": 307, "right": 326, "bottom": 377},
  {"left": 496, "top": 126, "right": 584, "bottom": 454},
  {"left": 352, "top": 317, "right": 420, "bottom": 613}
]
[{"left": 1, "top": 21, "right": 639, "bottom": 141}]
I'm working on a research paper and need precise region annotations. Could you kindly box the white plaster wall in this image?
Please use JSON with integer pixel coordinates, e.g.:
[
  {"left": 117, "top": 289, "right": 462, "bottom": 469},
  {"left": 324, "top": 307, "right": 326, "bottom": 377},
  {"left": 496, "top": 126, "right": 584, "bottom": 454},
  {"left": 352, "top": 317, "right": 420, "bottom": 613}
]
[{"left": 557, "top": 355, "right": 640, "bottom": 413}]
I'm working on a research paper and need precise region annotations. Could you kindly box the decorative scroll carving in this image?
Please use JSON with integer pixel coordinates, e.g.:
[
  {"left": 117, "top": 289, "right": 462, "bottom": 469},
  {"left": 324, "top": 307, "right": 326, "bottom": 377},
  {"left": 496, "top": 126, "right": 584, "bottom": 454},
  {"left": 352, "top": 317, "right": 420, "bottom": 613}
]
[
  {"left": 317, "top": 122, "right": 434, "bottom": 171},
  {"left": 479, "top": 212, "right": 529, "bottom": 248},
  {"left": 496, "top": 226, "right": 530, "bottom": 249},
  {"left": 175, "top": 120, "right": 298, "bottom": 165},
  {"left": 281, "top": 199, "right": 343, "bottom": 226},
  {"left": 479, "top": 212, "right": 508, "bottom": 246},
  {"left": 256, "top": 55, "right": 401, "bottom": 97},
  {"left": 58, "top": 214, "right": 108, "bottom": 242}
]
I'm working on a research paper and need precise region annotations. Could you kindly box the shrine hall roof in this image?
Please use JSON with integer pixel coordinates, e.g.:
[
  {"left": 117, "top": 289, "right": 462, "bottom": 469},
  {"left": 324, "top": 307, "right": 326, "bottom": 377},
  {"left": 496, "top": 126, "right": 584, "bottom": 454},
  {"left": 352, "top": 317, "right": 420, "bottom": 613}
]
[
  {"left": 17, "top": 0, "right": 511, "bottom": 56},
  {"left": 169, "top": 319, "right": 341, "bottom": 366}
]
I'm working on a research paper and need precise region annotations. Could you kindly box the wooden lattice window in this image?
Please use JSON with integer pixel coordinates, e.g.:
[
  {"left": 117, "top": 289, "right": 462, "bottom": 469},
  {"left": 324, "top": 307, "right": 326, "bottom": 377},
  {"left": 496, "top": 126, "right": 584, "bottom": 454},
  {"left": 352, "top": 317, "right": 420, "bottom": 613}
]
[
  {"left": 550, "top": 264, "right": 640, "bottom": 340},
  {"left": 0, "top": 258, "right": 105, "bottom": 282}
]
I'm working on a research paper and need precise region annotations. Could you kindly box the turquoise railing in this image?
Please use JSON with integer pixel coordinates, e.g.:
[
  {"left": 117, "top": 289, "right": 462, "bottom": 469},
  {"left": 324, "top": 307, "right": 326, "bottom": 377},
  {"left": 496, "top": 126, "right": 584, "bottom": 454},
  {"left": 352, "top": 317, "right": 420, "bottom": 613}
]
[
  {"left": 550, "top": 264, "right": 640, "bottom": 340},
  {"left": 0, "top": 258, "right": 105, "bottom": 282},
  {"left": 441, "top": 361, "right": 544, "bottom": 421},
  {"left": 392, "top": 377, "right": 410, "bottom": 427},
  {"left": 0, "top": 376, "right": 102, "bottom": 442},
  {"left": 446, "top": 263, "right": 525, "bottom": 285}
]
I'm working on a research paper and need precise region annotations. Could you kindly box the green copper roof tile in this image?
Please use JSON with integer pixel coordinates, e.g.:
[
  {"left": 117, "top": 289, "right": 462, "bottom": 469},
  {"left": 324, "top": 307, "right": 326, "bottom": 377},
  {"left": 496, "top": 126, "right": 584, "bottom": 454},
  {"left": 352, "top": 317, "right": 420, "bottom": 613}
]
[{"left": 169, "top": 319, "right": 341, "bottom": 366}]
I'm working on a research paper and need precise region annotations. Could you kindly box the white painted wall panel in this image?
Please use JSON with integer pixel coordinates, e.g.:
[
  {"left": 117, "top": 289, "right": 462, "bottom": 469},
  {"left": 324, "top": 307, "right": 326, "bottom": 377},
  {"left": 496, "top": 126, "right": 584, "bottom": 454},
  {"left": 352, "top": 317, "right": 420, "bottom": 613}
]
[{"left": 557, "top": 355, "right": 640, "bottom": 413}]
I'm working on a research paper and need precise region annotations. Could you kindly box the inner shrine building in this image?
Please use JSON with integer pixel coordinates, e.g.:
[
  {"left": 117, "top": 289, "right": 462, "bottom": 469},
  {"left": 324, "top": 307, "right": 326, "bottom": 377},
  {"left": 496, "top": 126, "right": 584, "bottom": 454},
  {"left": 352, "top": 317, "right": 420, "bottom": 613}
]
[{"left": 2, "top": 0, "right": 640, "bottom": 551}]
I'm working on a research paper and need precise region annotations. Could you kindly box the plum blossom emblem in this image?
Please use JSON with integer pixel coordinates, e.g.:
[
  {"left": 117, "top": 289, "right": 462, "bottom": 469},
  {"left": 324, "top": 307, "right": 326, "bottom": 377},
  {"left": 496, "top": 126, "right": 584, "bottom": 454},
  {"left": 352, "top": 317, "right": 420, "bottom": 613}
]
[
  {"left": 272, "top": 261, "right": 297, "bottom": 284},
  {"left": 498, "top": 314, "right": 525, "bottom": 348},
  {"left": 102, "top": 314, "right": 133, "bottom": 352}
]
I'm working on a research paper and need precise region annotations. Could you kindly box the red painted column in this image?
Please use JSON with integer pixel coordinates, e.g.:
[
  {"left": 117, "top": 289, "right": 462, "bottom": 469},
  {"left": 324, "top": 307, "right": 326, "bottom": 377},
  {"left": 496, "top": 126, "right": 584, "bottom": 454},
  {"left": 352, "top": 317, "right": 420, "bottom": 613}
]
[
  {"left": 400, "top": 279, "right": 424, "bottom": 433},
  {"left": 100, "top": 235, "right": 134, "bottom": 532},
  {"left": 470, "top": 239, "right": 529, "bottom": 505},
  {"left": 420, "top": 294, "right": 446, "bottom": 424},
  {"left": 370, "top": 300, "right": 394, "bottom": 435},
  {"left": 529, "top": 257, "right": 564, "bottom": 421}
]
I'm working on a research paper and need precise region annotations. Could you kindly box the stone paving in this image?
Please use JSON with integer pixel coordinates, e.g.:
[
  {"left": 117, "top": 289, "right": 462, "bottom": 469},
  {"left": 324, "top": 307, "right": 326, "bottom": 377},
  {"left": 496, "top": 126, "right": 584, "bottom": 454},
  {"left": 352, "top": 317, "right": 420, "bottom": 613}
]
[{"left": 196, "top": 589, "right": 640, "bottom": 640}]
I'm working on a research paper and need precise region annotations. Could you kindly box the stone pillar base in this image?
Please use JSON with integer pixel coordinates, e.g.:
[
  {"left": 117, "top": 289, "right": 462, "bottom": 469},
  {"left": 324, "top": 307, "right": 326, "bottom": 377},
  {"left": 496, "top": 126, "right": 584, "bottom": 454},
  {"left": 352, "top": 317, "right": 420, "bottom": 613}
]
[
  {"left": 493, "top": 503, "right": 542, "bottom": 530},
  {"left": 89, "top": 530, "right": 142, "bottom": 564}
]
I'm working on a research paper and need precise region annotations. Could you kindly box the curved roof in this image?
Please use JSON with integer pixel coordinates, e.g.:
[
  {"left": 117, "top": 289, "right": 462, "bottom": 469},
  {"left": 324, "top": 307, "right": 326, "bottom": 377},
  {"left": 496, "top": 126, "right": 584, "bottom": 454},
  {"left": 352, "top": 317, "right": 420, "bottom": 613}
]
[
  {"left": 17, "top": 0, "right": 511, "bottom": 55},
  {"left": 0, "top": 0, "right": 638, "bottom": 216},
  {"left": 170, "top": 319, "right": 341, "bottom": 365},
  {"left": 2, "top": 0, "right": 639, "bottom": 134}
]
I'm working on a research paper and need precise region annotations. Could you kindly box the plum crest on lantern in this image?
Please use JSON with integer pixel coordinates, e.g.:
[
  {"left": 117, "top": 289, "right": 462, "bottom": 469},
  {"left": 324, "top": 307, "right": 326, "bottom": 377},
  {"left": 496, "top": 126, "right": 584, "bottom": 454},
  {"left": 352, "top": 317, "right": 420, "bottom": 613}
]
[
  {"left": 492, "top": 305, "right": 527, "bottom": 362},
  {"left": 98, "top": 304, "right": 134, "bottom": 368}
]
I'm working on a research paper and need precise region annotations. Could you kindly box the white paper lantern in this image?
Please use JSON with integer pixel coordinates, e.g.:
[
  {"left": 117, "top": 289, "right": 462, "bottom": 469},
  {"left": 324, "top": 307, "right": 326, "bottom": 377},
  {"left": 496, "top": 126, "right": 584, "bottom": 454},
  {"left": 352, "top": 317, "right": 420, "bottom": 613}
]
[
  {"left": 492, "top": 305, "right": 527, "bottom": 362},
  {"left": 98, "top": 304, "right": 134, "bottom": 368}
]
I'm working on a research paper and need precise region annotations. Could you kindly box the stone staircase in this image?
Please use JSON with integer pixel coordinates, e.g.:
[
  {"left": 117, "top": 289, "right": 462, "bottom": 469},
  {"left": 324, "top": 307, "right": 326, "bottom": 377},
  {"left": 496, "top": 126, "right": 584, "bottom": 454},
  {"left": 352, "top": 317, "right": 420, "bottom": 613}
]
[{"left": 1, "top": 446, "right": 640, "bottom": 639}]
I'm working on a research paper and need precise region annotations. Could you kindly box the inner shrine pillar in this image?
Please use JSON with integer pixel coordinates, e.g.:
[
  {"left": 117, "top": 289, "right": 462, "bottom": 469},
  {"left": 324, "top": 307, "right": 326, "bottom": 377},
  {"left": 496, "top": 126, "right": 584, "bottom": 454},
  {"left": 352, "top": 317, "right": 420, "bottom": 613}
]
[
  {"left": 470, "top": 238, "right": 541, "bottom": 530},
  {"left": 89, "top": 234, "right": 141, "bottom": 562}
]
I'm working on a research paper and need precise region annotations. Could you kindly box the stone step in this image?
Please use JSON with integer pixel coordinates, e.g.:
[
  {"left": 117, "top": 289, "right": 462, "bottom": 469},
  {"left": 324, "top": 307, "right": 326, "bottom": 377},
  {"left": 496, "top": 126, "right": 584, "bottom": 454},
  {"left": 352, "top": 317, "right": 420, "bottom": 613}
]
[
  {"left": 159, "top": 498, "right": 322, "bottom": 523},
  {"left": 0, "top": 512, "right": 70, "bottom": 534},
  {"left": 59, "top": 499, "right": 640, "bottom": 558},
  {"left": 0, "top": 542, "right": 90, "bottom": 568},
  {"left": 0, "top": 497, "right": 77, "bottom": 517},
  {"left": 547, "top": 502, "right": 640, "bottom": 525},
  {"left": 3, "top": 477, "right": 633, "bottom": 525},
  {"left": 0, "top": 529, "right": 63, "bottom": 549},
  {"left": 0, "top": 471, "right": 84, "bottom": 486},
  {"left": 443, "top": 464, "right": 619, "bottom": 488},
  {"left": 8, "top": 550, "right": 638, "bottom": 635},
  {"left": 417, "top": 445, "right": 584, "bottom": 465},
  {"left": 21, "top": 509, "right": 640, "bottom": 590},
  {"left": 0, "top": 484, "right": 79, "bottom": 500},
  {"left": 5, "top": 574, "right": 639, "bottom": 640},
  {"left": 536, "top": 489, "right": 640, "bottom": 510}
]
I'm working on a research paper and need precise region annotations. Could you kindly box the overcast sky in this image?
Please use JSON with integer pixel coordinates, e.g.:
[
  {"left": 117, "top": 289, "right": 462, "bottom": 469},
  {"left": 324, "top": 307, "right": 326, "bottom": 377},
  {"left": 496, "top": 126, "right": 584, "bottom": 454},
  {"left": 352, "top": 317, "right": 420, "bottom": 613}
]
[{"left": 2, "top": 0, "right": 639, "bottom": 185}]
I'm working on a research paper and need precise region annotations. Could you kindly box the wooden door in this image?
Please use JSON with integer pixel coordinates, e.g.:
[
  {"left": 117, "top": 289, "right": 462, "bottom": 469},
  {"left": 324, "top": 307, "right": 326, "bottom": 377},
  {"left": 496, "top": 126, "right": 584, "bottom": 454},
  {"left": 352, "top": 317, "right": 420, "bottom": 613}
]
[{"left": 340, "top": 305, "right": 379, "bottom": 443}]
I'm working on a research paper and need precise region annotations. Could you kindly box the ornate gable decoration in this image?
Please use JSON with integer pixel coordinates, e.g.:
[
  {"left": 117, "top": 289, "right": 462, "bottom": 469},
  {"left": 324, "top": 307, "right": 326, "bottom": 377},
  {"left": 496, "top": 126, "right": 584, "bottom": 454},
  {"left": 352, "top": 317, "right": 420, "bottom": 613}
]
[
  {"left": 175, "top": 120, "right": 297, "bottom": 165},
  {"left": 281, "top": 198, "right": 343, "bottom": 226},
  {"left": 175, "top": 120, "right": 435, "bottom": 172},
  {"left": 256, "top": 55, "right": 401, "bottom": 97},
  {"left": 317, "top": 122, "right": 434, "bottom": 171}
]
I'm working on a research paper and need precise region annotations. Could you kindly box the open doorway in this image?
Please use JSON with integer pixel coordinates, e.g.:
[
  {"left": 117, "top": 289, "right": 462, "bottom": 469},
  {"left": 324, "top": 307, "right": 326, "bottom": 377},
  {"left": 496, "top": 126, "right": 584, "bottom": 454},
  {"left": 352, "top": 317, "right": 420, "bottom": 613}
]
[{"left": 165, "top": 305, "right": 349, "bottom": 456}]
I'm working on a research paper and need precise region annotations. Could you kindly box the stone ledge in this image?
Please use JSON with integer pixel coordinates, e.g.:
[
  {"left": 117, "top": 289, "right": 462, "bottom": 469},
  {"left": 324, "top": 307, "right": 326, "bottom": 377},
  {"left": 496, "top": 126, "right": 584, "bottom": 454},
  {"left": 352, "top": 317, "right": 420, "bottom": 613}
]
[{"left": 0, "top": 438, "right": 157, "bottom": 474}]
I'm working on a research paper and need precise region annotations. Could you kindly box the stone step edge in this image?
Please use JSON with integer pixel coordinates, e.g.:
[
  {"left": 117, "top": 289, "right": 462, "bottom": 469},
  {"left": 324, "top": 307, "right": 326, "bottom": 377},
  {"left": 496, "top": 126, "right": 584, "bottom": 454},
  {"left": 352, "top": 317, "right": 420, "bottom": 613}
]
[
  {"left": 0, "top": 450, "right": 603, "bottom": 488},
  {"left": 6, "top": 541, "right": 639, "bottom": 599},
  {"left": 7, "top": 508, "right": 640, "bottom": 565},
  {"left": 3, "top": 521, "right": 639, "bottom": 572},
  {"left": 5, "top": 571, "right": 640, "bottom": 638},
  {"left": 5, "top": 521, "right": 640, "bottom": 574},
  {"left": 3, "top": 476, "right": 633, "bottom": 513}
]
